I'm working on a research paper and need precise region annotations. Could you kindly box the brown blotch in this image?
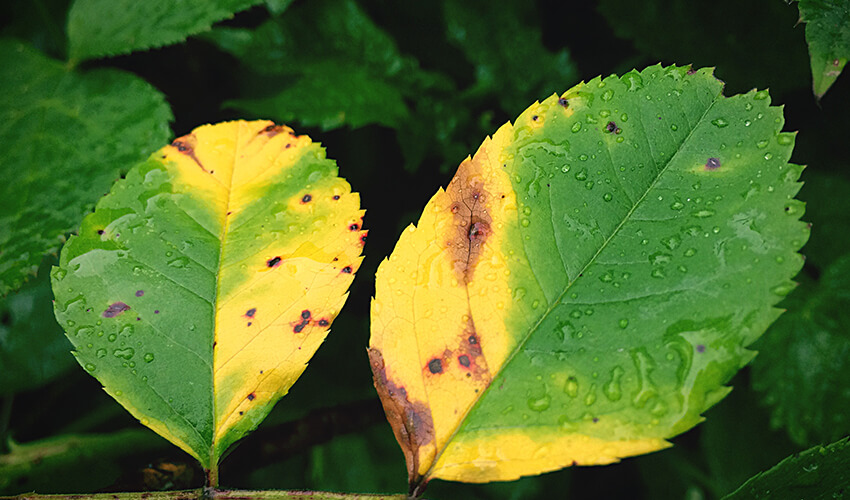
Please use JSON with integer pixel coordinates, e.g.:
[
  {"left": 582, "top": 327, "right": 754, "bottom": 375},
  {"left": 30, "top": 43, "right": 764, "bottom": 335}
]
[
  {"left": 247, "top": 393, "right": 255, "bottom": 401},
  {"left": 259, "top": 123, "right": 286, "bottom": 137},
  {"left": 558, "top": 97, "right": 569, "bottom": 108},
  {"left": 369, "top": 348, "right": 435, "bottom": 486},
  {"left": 302, "top": 194, "right": 312, "bottom": 203},
  {"left": 342, "top": 266, "right": 353, "bottom": 274},
  {"left": 427, "top": 358, "right": 443, "bottom": 374},
  {"left": 445, "top": 154, "right": 500, "bottom": 283},
  {"left": 458, "top": 355, "right": 471, "bottom": 367},
  {"left": 170, "top": 134, "right": 208, "bottom": 172},
  {"left": 102, "top": 302, "right": 130, "bottom": 318},
  {"left": 244, "top": 308, "right": 256, "bottom": 318}
]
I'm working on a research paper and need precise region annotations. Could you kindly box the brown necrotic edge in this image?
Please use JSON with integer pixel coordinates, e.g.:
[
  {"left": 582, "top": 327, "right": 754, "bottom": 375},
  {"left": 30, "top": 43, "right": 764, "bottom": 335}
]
[
  {"left": 170, "top": 133, "right": 209, "bottom": 173},
  {"left": 368, "top": 348, "right": 435, "bottom": 491}
]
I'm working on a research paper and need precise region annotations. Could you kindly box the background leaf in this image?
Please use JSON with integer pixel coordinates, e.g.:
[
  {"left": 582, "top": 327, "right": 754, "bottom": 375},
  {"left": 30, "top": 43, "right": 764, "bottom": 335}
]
[
  {"left": 370, "top": 64, "right": 807, "bottom": 490},
  {"left": 0, "top": 39, "right": 172, "bottom": 296},
  {"left": 723, "top": 436, "right": 850, "bottom": 500},
  {"left": 67, "top": 0, "right": 264, "bottom": 61},
  {"left": 795, "top": 0, "right": 850, "bottom": 99},
  {"left": 750, "top": 254, "right": 850, "bottom": 447},
  {"left": 0, "top": 258, "right": 75, "bottom": 395},
  {"left": 208, "top": 0, "right": 443, "bottom": 131},
  {"left": 51, "top": 120, "right": 365, "bottom": 473}
]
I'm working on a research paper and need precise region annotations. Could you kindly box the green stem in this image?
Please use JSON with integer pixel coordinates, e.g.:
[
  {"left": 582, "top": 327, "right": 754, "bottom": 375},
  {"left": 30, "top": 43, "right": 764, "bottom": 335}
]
[{"left": 9, "top": 490, "right": 410, "bottom": 499}]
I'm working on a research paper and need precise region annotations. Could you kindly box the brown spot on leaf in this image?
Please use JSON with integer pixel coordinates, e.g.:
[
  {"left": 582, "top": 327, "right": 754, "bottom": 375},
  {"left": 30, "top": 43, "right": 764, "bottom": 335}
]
[
  {"left": 333, "top": 195, "right": 340, "bottom": 200},
  {"left": 445, "top": 154, "right": 500, "bottom": 283},
  {"left": 342, "top": 266, "right": 352, "bottom": 274},
  {"left": 369, "top": 348, "right": 434, "bottom": 486},
  {"left": 103, "top": 302, "right": 130, "bottom": 318},
  {"left": 267, "top": 256, "right": 282, "bottom": 267},
  {"left": 705, "top": 157, "right": 721, "bottom": 170},
  {"left": 458, "top": 355, "right": 471, "bottom": 367},
  {"left": 349, "top": 223, "right": 360, "bottom": 231},
  {"left": 170, "top": 134, "right": 208, "bottom": 172},
  {"left": 247, "top": 393, "right": 255, "bottom": 401},
  {"left": 244, "top": 308, "right": 256, "bottom": 318},
  {"left": 558, "top": 97, "right": 569, "bottom": 108},
  {"left": 302, "top": 194, "right": 312, "bottom": 203},
  {"left": 318, "top": 319, "right": 329, "bottom": 327},
  {"left": 259, "top": 123, "right": 286, "bottom": 137},
  {"left": 427, "top": 358, "right": 443, "bottom": 374}
]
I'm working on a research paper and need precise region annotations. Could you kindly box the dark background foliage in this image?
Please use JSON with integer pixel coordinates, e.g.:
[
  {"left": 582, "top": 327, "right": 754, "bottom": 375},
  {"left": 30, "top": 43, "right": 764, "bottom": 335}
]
[{"left": 1, "top": 0, "right": 849, "bottom": 498}]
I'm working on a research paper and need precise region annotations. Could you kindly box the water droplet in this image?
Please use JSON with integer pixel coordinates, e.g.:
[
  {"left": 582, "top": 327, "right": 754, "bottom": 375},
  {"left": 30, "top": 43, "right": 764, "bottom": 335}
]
[
  {"left": 107, "top": 333, "right": 117, "bottom": 342},
  {"left": 570, "top": 310, "right": 582, "bottom": 319},
  {"left": 744, "top": 120, "right": 752, "bottom": 127},
  {"left": 603, "top": 192, "right": 613, "bottom": 202},
  {"left": 777, "top": 134, "right": 794, "bottom": 145},
  {"left": 113, "top": 347, "right": 135, "bottom": 360},
  {"left": 579, "top": 154, "right": 588, "bottom": 161},
  {"left": 527, "top": 394, "right": 551, "bottom": 412},
  {"left": 684, "top": 248, "right": 697, "bottom": 257},
  {"left": 764, "top": 153, "right": 773, "bottom": 160},
  {"left": 624, "top": 71, "right": 643, "bottom": 90},
  {"left": 575, "top": 169, "right": 588, "bottom": 181},
  {"left": 96, "top": 348, "right": 107, "bottom": 358},
  {"left": 651, "top": 268, "right": 666, "bottom": 279},
  {"left": 649, "top": 252, "right": 672, "bottom": 265},
  {"left": 601, "top": 89, "right": 614, "bottom": 101},
  {"left": 521, "top": 218, "right": 530, "bottom": 227},
  {"left": 771, "top": 283, "right": 794, "bottom": 296},
  {"left": 754, "top": 90, "right": 769, "bottom": 100},
  {"left": 670, "top": 124, "right": 678, "bottom": 131},
  {"left": 599, "top": 271, "right": 614, "bottom": 283},
  {"left": 522, "top": 206, "right": 532, "bottom": 216},
  {"left": 84, "top": 363, "right": 96, "bottom": 372},
  {"left": 757, "top": 140, "right": 769, "bottom": 149},
  {"left": 585, "top": 181, "right": 595, "bottom": 190},
  {"left": 662, "top": 235, "right": 681, "bottom": 250},
  {"left": 571, "top": 122, "right": 582, "bottom": 133},
  {"left": 692, "top": 209, "right": 716, "bottom": 218},
  {"left": 711, "top": 118, "right": 729, "bottom": 128},
  {"left": 564, "top": 376, "right": 579, "bottom": 397},
  {"left": 603, "top": 366, "right": 625, "bottom": 401},
  {"left": 670, "top": 201, "right": 684, "bottom": 210},
  {"left": 631, "top": 348, "right": 658, "bottom": 408},
  {"left": 561, "top": 165, "right": 571, "bottom": 173},
  {"left": 584, "top": 385, "right": 597, "bottom": 406},
  {"left": 143, "top": 352, "right": 155, "bottom": 363},
  {"left": 619, "top": 319, "right": 629, "bottom": 329}
]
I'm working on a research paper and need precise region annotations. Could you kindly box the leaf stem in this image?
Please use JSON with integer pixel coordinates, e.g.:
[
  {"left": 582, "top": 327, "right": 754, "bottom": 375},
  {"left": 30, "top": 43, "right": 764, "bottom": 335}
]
[{"left": 205, "top": 464, "right": 219, "bottom": 489}]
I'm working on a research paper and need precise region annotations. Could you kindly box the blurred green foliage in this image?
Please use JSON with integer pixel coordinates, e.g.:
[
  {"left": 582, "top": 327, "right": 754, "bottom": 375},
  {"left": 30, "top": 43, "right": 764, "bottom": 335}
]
[{"left": 1, "top": 0, "right": 849, "bottom": 497}]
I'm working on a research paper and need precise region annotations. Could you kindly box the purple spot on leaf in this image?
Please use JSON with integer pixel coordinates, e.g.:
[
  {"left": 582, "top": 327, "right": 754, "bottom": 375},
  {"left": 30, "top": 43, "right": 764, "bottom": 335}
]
[
  {"left": 135, "top": 290, "right": 144, "bottom": 297},
  {"left": 696, "top": 344, "right": 706, "bottom": 353},
  {"left": 102, "top": 302, "right": 130, "bottom": 318},
  {"left": 705, "top": 157, "right": 721, "bottom": 170}
]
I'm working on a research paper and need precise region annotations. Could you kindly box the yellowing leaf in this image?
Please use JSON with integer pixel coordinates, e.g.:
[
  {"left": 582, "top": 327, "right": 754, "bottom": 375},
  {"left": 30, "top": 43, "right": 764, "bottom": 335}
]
[
  {"left": 52, "top": 120, "right": 366, "bottom": 478},
  {"left": 369, "top": 65, "right": 808, "bottom": 492}
]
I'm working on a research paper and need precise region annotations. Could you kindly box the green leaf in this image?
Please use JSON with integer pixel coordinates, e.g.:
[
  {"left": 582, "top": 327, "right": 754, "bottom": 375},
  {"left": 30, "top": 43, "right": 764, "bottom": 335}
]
[
  {"left": 207, "top": 0, "right": 446, "bottom": 131},
  {"left": 795, "top": 0, "right": 850, "bottom": 99},
  {"left": 444, "top": 0, "right": 578, "bottom": 114},
  {"left": 67, "top": 0, "right": 264, "bottom": 61},
  {"left": 0, "top": 258, "right": 75, "bottom": 395},
  {"left": 597, "top": 0, "right": 810, "bottom": 97},
  {"left": 0, "top": 39, "right": 172, "bottom": 296},
  {"left": 369, "top": 64, "right": 808, "bottom": 488},
  {"left": 51, "top": 120, "right": 365, "bottom": 478},
  {"left": 723, "top": 436, "right": 850, "bottom": 500},
  {"left": 750, "top": 254, "right": 850, "bottom": 447}
]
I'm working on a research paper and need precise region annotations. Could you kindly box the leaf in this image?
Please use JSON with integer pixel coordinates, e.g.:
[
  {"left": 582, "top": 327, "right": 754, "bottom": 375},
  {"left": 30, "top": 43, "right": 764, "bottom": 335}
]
[
  {"left": 0, "top": 258, "right": 76, "bottom": 395},
  {"left": 369, "top": 65, "right": 808, "bottom": 490},
  {"left": 597, "top": 0, "right": 810, "bottom": 97},
  {"left": 722, "top": 436, "right": 850, "bottom": 500},
  {"left": 794, "top": 0, "right": 850, "bottom": 99},
  {"left": 207, "top": 0, "right": 447, "bottom": 131},
  {"left": 51, "top": 120, "right": 366, "bottom": 475},
  {"left": 443, "top": 0, "right": 578, "bottom": 114},
  {"left": 750, "top": 254, "right": 850, "bottom": 447},
  {"left": 0, "top": 39, "right": 172, "bottom": 296},
  {"left": 67, "top": 0, "right": 264, "bottom": 62}
]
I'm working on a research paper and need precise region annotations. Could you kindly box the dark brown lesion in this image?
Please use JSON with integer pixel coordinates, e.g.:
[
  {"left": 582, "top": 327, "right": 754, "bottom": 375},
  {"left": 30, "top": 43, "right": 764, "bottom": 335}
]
[
  {"left": 454, "top": 315, "right": 490, "bottom": 382},
  {"left": 445, "top": 158, "right": 499, "bottom": 284},
  {"left": 169, "top": 133, "right": 209, "bottom": 172},
  {"left": 368, "top": 348, "right": 435, "bottom": 489}
]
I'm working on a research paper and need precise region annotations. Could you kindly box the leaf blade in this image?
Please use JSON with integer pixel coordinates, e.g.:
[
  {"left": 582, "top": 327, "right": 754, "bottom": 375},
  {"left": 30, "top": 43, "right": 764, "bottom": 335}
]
[
  {"left": 370, "top": 65, "right": 808, "bottom": 487},
  {"left": 52, "top": 120, "right": 365, "bottom": 468}
]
